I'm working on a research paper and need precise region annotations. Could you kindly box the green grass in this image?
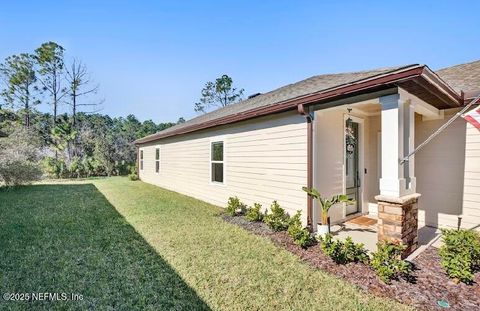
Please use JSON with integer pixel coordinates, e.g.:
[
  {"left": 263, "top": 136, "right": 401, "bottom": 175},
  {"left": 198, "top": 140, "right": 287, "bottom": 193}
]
[{"left": 0, "top": 177, "right": 411, "bottom": 310}]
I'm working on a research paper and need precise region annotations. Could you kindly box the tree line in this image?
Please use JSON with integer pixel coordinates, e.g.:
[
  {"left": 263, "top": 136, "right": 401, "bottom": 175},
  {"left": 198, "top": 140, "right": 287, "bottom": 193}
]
[
  {"left": 0, "top": 41, "right": 182, "bottom": 184},
  {"left": 0, "top": 41, "right": 245, "bottom": 186}
]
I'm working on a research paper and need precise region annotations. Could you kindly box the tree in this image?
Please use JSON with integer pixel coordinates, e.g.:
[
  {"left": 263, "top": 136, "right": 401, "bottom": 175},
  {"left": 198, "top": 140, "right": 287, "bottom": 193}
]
[
  {"left": 50, "top": 117, "right": 78, "bottom": 161},
  {"left": 0, "top": 44, "right": 186, "bottom": 180},
  {"left": 93, "top": 133, "right": 116, "bottom": 176},
  {"left": 177, "top": 117, "right": 185, "bottom": 124},
  {"left": 0, "top": 108, "right": 18, "bottom": 137},
  {"left": 194, "top": 74, "right": 244, "bottom": 113},
  {"left": 140, "top": 119, "right": 158, "bottom": 137},
  {"left": 65, "top": 58, "right": 101, "bottom": 128},
  {"left": 0, "top": 53, "right": 40, "bottom": 127},
  {"left": 35, "top": 41, "right": 66, "bottom": 124}
]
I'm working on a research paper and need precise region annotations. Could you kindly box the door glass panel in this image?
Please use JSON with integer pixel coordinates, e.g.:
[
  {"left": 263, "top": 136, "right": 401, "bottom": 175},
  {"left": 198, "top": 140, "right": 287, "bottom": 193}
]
[{"left": 345, "top": 120, "right": 359, "bottom": 215}]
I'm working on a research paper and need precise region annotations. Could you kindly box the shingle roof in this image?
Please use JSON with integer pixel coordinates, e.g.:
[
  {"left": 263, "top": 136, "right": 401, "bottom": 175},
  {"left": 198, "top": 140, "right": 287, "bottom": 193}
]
[
  {"left": 436, "top": 60, "right": 480, "bottom": 93},
  {"left": 137, "top": 65, "right": 419, "bottom": 143},
  {"left": 137, "top": 61, "right": 477, "bottom": 144}
]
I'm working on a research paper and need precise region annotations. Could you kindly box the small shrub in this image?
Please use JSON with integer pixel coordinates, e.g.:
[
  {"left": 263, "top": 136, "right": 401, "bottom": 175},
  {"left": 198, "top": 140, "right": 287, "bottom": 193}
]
[
  {"left": 439, "top": 228, "right": 480, "bottom": 284},
  {"left": 370, "top": 240, "right": 412, "bottom": 283},
  {"left": 319, "top": 234, "right": 368, "bottom": 264},
  {"left": 245, "top": 203, "right": 264, "bottom": 222},
  {"left": 263, "top": 201, "right": 290, "bottom": 231},
  {"left": 320, "top": 234, "right": 345, "bottom": 263},
  {"left": 225, "top": 196, "right": 247, "bottom": 216},
  {"left": 343, "top": 237, "right": 369, "bottom": 264},
  {"left": 128, "top": 173, "right": 139, "bottom": 181},
  {"left": 287, "top": 211, "right": 314, "bottom": 248},
  {"left": 128, "top": 165, "right": 139, "bottom": 181}
]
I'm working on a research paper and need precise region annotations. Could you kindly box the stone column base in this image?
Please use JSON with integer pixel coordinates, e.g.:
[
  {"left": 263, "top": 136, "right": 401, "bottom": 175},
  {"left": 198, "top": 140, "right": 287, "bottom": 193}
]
[{"left": 375, "top": 193, "right": 421, "bottom": 258}]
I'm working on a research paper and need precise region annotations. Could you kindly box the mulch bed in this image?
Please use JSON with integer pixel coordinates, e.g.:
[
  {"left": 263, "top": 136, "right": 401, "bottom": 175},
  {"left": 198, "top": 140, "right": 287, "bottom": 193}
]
[{"left": 222, "top": 215, "right": 480, "bottom": 311}]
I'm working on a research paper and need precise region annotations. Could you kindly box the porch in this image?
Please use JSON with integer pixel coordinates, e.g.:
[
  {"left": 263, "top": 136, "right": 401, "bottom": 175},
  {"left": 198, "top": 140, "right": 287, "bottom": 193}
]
[
  {"left": 308, "top": 87, "right": 451, "bottom": 256},
  {"left": 330, "top": 215, "right": 441, "bottom": 256}
]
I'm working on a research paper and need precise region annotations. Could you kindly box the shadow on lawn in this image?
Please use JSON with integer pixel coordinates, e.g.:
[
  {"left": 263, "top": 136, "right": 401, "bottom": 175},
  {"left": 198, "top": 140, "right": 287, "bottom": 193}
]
[{"left": 0, "top": 183, "right": 211, "bottom": 311}]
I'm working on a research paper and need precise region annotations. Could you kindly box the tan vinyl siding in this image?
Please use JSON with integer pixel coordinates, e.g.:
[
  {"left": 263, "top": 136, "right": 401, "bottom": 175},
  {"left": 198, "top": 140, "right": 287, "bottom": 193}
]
[
  {"left": 463, "top": 122, "right": 480, "bottom": 229},
  {"left": 313, "top": 109, "right": 345, "bottom": 223},
  {"left": 415, "top": 108, "right": 480, "bottom": 230},
  {"left": 138, "top": 111, "right": 308, "bottom": 221}
]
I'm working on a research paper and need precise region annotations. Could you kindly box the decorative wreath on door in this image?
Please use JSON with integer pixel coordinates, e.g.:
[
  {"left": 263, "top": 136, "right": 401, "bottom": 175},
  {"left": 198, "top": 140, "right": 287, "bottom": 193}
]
[{"left": 345, "top": 126, "right": 356, "bottom": 157}]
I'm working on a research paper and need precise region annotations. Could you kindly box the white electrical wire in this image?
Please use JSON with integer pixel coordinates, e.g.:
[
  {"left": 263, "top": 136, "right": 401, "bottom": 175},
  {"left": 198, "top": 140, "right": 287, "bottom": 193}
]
[{"left": 400, "top": 93, "right": 480, "bottom": 165}]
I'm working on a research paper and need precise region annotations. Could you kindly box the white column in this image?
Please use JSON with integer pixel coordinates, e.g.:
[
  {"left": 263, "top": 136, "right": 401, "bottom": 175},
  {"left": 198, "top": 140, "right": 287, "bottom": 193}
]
[
  {"left": 379, "top": 94, "right": 416, "bottom": 198},
  {"left": 406, "top": 100, "right": 416, "bottom": 192}
]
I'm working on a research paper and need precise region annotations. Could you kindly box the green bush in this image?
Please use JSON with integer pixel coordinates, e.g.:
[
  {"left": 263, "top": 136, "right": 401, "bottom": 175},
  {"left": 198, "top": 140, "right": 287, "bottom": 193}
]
[
  {"left": 43, "top": 157, "right": 63, "bottom": 178},
  {"left": 263, "top": 201, "right": 290, "bottom": 231},
  {"left": 319, "top": 234, "right": 368, "bottom": 264},
  {"left": 128, "top": 173, "right": 139, "bottom": 181},
  {"left": 370, "top": 241, "right": 412, "bottom": 283},
  {"left": 128, "top": 165, "right": 139, "bottom": 181},
  {"left": 0, "top": 127, "right": 43, "bottom": 186},
  {"left": 245, "top": 203, "right": 264, "bottom": 222},
  {"left": 44, "top": 157, "right": 83, "bottom": 179},
  {"left": 68, "top": 157, "right": 86, "bottom": 178},
  {"left": 225, "top": 196, "right": 247, "bottom": 216},
  {"left": 114, "top": 161, "right": 133, "bottom": 176},
  {"left": 343, "top": 237, "right": 369, "bottom": 264},
  {"left": 439, "top": 228, "right": 480, "bottom": 284},
  {"left": 287, "top": 211, "right": 314, "bottom": 248},
  {"left": 0, "top": 161, "right": 43, "bottom": 186}
]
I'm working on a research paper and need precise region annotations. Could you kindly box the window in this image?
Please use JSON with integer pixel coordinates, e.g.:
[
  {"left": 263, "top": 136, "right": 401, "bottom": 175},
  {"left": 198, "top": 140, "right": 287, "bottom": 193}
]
[
  {"left": 211, "top": 141, "right": 224, "bottom": 183},
  {"left": 155, "top": 147, "right": 160, "bottom": 174},
  {"left": 140, "top": 149, "right": 144, "bottom": 170}
]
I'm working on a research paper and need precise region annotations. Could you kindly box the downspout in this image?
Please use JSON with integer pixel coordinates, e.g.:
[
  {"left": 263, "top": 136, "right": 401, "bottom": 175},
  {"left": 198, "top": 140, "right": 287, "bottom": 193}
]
[
  {"left": 298, "top": 104, "right": 313, "bottom": 230},
  {"left": 136, "top": 145, "right": 140, "bottom": 178}
]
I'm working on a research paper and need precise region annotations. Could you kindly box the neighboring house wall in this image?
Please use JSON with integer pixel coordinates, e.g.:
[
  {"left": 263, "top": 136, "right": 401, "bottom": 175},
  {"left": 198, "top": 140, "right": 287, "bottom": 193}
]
[
  {"left": 415, "top": 108, "right": 480, "bottom": 229},
  {"left": 138, "top": 111, "right": 308, "bottom": 221}
]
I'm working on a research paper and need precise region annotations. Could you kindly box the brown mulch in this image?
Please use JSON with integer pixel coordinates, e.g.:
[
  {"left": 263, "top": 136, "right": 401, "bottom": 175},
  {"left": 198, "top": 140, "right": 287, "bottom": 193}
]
[{"left": 222, "top": 214, "right": 480, "bottom": 311}]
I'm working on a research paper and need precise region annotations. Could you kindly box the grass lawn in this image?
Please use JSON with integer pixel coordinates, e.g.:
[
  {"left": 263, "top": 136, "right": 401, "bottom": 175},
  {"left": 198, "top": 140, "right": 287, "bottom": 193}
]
[{"left": 0, "top": 177, "right": 411, "bottom": 310}]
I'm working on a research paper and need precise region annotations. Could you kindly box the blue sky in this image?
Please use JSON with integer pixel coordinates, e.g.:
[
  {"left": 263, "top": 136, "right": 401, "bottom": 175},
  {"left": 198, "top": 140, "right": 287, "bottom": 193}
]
[{"left": 1, "top": 1, "right": 479, "bottom": 123}]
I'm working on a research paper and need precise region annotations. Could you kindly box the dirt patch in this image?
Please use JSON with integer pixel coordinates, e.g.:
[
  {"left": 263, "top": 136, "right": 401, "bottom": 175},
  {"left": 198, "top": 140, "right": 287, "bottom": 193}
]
[{"left": 222, "top": 215, "right": 480, "bottom": 311}]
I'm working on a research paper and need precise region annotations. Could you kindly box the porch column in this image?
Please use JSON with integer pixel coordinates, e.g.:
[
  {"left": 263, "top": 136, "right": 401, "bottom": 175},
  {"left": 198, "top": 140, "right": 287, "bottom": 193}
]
[{"left": 376, "top": 94, "right": 420, "bottom": 257}]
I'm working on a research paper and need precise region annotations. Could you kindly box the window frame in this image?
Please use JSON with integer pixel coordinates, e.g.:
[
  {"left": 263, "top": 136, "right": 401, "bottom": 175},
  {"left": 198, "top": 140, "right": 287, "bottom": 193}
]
[
  {"left": 209, "top": 138, "right": 226, "bottom": 185},
  {"left": 139, "top": 148, "right": 144, "bottom": 171},
  {"left": 154, "top": 146, "right": 160, "bottom": 174}
]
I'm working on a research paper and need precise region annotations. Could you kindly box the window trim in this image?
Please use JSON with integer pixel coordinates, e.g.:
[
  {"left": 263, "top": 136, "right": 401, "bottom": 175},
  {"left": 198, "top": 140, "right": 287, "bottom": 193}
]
[
  {"left": 154, "top": 145, "right": 161, "bottom": 174},
  {"left": 209, "top": 138, "right": 226, "bottom": 185},
  {"left": 139, "top": 148, "right": 144, "bottom": 171}
]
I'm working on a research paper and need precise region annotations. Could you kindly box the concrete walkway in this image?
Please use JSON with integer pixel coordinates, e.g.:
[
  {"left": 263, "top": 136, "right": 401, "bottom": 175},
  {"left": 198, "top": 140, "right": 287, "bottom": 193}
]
[{"left": 329, "top": 215, "right": 442, "bottom": 256}]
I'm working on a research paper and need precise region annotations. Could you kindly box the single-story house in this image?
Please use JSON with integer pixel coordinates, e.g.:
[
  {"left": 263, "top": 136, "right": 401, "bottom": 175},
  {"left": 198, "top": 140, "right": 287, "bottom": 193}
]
[{"left": 135, "top": 60, "right": 480, "bottom": 256}]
